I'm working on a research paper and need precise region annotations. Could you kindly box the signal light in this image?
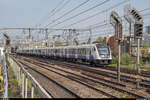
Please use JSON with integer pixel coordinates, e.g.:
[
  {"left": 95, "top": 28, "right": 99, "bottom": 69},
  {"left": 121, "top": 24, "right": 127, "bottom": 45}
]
[
  {"left": 130, "top": 8, "right": 142, "bottom": 22},
  {"left": 134, "top": 21, "right": 143, "bottom": 38}
]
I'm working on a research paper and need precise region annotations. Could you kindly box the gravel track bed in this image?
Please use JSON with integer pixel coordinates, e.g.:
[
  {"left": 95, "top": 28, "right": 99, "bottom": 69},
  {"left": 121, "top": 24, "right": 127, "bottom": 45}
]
[
  {"left": 16, "top": 55, "right": 140, "bottom": 98},
  {"left": 17, "top": 58, "right": 109, "bottom": 98}
]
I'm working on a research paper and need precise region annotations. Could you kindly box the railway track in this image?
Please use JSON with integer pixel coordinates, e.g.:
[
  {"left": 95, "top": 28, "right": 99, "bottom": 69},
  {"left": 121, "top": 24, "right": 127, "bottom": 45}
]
[
  {"left": 13, "top": 58, "right": 80, "bottom": 98},
  {"left": 99, "top": 66, "right": 150, "bottom": 78},
  {"left": 13, "top": 55, "right": 150, "bottom": 98},
  {"left": 21, "top": 55, "right": 150, "bottom": 89},
  {"left": 38, "top": 56, "right": 150, "bottom": 88},
  {"left": 14, "top": 56, "right": 118, "bottom": 98}
]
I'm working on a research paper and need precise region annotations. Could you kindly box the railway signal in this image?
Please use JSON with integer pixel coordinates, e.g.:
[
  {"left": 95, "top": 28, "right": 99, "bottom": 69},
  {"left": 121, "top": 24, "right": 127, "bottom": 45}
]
[
  {"left": 134, "top": 21, "right": 143, "bottom": 38},
  {"left": 110, "top": 11, "right": 122, "bottom": 40},
  {"left": 125, "top": 7, "right": 143, "bottom": 89},
  {"left": 129, "top": 8, "right": 142, "bottom": 22},
  {"left": 125, "top": 7, "right": 143, "bottom": 76},
  {"left": 110, "top": 11, "right": 123, "bottom": 83}
]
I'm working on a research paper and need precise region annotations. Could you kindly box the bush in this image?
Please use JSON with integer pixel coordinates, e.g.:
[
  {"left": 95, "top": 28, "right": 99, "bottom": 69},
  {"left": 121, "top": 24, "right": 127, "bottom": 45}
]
[
  {"left": 112, "top": 56, "right": 117, "bottom": 64},
  {"left": 121, "top": 53, "right": 131, "bottom": 65}
]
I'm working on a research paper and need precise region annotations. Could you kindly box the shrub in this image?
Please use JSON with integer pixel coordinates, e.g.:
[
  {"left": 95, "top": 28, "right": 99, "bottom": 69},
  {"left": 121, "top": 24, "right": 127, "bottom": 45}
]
[
  {"left": 121, "top": 53, "right": 131, "bottom": 65},
  {"left": 112, "top": 56, "right": 117, "bottom": 64}
]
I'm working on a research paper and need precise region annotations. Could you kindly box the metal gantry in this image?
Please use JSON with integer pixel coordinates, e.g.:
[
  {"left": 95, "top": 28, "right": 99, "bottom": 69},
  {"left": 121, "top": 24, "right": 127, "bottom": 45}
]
[{"left": 0, "top": 28, "right": 91, "bottom": 48}]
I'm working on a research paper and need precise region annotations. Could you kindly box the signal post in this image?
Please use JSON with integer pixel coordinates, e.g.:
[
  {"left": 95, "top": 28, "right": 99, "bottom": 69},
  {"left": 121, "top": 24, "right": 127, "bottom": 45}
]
[
  {"left": 110, "top": 11, "right": 123, "bottom": 82},
  {"left": 134, "top": 21, "right": 143, "bottom": 75}
]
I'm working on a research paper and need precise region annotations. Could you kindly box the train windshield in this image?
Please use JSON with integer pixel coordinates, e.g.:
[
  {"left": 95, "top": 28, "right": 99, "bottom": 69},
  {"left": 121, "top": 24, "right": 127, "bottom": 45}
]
[{"left": 96, "top": 44, "right": 109, "bottom": 55}]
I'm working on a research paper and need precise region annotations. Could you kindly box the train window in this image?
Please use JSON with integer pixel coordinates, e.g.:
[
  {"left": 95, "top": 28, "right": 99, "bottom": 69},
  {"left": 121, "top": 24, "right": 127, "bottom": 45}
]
[
  {"left": 60, "top": 49, "right": 62, "bottom": 54},
  {"left": 82, "top": 48, "right": 84, "bottom": 54},
  {"left": 69, "top": 49, "right": 71, "bottom": 54},
  {"left": 56, "top": 49, "right": 58, "bottom": 53},
  {"left": 54, "top": 49, "right": 56, "bottom": 53},
  {"left": 73, "top": 49, "right": 75, "bottom": 54},
  {"left": 70, "top": 49, "right": 71, "bottom": 54},
  {"left": 79, "top": 49, "right": 81, "bottom": 54},
  {"left": 51, "top": 49, "right": 53, "bottom": 54},
  {"left": 71, "top": 49, "right": 72, "bottom": 54},
  {"left": 72, "top": 49, "right": 74, "bottom": 54},
  {"left": 45, "top": 49, "right": 46, "bottom": 53},
  {"left": 93, "top": 47, "right": 96, "bottom": 51},
  {"left": 74, "top": 49, "right": 76, "bottom": 54},
  {"left": 89, "top": 48, "right": 91, "bottom": 55},
  {"left": 84, "top": 48, "right": 86, "bottom": 54},
  {"left": 46, "top": 49, "right": 47, "bottom": 54}
]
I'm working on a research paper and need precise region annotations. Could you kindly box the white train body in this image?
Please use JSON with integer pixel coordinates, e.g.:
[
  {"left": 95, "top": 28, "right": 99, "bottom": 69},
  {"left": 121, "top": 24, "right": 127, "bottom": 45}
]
[{"left": 17, "top": 43, "right": 112, "bottom": 65}]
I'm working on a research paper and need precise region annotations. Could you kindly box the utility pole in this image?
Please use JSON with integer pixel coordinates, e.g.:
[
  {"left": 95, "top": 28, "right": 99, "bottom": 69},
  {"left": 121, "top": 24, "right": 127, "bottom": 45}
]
[
  {"left": 89, "top": 29, "right": 92, "bottom": 44},
  {"left": 45, "top": 28, "right": 48, "bottom": 47},
  {"left": 137, "top": 38, "right": 140, "bottom": 74},
  {"left": 28, "top": 28, "right": 31, "bottom": 48},
  {"left": 29, "top": 28, "right": 31, "bottom": 40},
  {"left": 129, "top": 22, "right": 132, "bottom": 55},
  {"left": 118, "top": 40, "right": 121, "bottom": 82}
]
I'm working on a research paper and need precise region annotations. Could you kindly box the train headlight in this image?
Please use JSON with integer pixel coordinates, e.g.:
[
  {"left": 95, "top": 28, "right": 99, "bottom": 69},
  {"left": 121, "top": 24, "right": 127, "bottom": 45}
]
[
  {"left": 101, "top": 55, "right": 109, "bottom": 58},
  {"left": 101, "top": 55, "right": 105, "bottom": 58}
]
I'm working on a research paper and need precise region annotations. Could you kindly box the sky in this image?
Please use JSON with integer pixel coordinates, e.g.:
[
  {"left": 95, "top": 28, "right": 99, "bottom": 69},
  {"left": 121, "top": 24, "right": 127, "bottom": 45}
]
[{"left": 0, "top": 0, "right": 150, "bottom": 43}]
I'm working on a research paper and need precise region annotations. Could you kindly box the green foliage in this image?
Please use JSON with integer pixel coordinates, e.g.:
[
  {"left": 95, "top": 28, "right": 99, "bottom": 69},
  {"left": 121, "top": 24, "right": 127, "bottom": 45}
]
[
  {"left": 112, "top": 56, "right": 117, "bottom": 64},
  {"left": 140, "top": 58, "right": 144, "bottom": 65},
  {"left": 96, "top": 37, "right": 104, "bottom": 42},
  {"left": 120, "top": 53, "right": 131, "bottom": 65},
  {"left": 142, "top": 44, "right": 150, "bottom": 58},
  {"left": 143, "top": 44, "right": 150, "bottom": 49},
  {"left": 92, "top": 37, "right": 105, "bottom": 43},
  {"left": 54, "top": 41, "right": 64, "bottom": 46},
  {"left": 112, "top": 53, "right": 131, "bottom": 65}
]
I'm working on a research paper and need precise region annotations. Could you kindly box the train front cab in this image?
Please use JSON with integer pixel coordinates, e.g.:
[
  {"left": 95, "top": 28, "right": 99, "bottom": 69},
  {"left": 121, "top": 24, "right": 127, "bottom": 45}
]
[{"left": 95, "top": 44, "right": 112, "bottom": 65}]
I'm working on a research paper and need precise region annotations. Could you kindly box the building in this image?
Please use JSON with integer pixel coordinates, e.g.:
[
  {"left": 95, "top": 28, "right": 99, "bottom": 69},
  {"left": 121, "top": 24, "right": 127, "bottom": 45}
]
[
  {"left": 106, "top": 34, "right": 143, "bottom": 56},
  {"left": 143, "top": 32, "right": 150, "bottom": 45},
  {"left": 146, "top": 26, "right": 150, "bottom": 34}
]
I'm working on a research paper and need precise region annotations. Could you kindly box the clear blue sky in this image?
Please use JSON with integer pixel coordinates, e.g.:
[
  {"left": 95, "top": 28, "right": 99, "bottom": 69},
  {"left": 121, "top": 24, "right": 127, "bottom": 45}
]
[
  {"left": 0, "top": 0, "right": 150, "bottom": 42},
  {"left": 0, "top": 0, "right": 150, "bottom": 28}
]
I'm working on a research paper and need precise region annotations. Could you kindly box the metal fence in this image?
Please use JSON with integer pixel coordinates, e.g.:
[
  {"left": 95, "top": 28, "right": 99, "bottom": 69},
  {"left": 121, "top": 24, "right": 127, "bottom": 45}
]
[{"left": 7, "top": 54, "right": 51, "bottom": 98}]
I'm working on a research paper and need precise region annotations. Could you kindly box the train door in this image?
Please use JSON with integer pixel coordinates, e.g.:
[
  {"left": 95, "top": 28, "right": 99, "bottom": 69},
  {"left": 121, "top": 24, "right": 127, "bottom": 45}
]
[{"left": 92, "top": 46, "right": 97, "bottom": 59}]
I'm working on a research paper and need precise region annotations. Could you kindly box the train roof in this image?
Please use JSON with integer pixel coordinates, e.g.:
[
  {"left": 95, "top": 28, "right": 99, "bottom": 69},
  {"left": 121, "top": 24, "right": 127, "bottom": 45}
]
[{"left": 20, "top": 43, "right": 108, "bottom": 50}]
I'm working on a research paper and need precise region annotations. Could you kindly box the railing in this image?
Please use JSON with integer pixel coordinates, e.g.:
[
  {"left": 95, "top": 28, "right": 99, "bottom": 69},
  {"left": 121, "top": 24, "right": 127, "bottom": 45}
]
[
  {"left": 2, "top": 54, "right": 8, "bottom": 98},
  {"left": 7, "top": 54, "right": 52, "bottom": 98}
]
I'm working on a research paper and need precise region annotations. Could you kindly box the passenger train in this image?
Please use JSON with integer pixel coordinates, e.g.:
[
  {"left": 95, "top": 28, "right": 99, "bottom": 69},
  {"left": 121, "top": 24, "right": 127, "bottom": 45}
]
[{"left": 17, "top": 43, "right": 112, "bottom": 65}]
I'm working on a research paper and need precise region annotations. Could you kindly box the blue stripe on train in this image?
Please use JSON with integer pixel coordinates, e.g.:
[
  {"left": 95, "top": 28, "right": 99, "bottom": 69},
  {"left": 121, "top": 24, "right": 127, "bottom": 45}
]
[
  {"left": 90, "top": 55, "right": 94, "bottom": 61},
  {"left": 69, "top": 54, "right": 75, "bottom": 59},
  {"left": 78, "top": 54, "right": 86, "bottom": 59}
]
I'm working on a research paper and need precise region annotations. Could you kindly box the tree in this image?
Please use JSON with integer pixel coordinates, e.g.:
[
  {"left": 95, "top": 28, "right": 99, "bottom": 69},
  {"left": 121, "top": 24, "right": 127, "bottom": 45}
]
[
  {"left": 142, "top": 44, "right": 150, "bottom": 58},
  {"left": 93, "top": 37, "right": 105, "bottom": 44},
  {"left": 54, "top": 41, "right": 64, "bottom": 46},
  {"left": 96, "top": 37, "right": 104, "bottom": 42}
]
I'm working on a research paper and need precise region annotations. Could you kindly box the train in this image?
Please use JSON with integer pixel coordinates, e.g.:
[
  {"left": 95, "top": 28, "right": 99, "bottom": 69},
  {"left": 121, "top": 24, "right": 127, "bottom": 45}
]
[{"left": 16, "top": 43, "right": 112, "bottom": 65}]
